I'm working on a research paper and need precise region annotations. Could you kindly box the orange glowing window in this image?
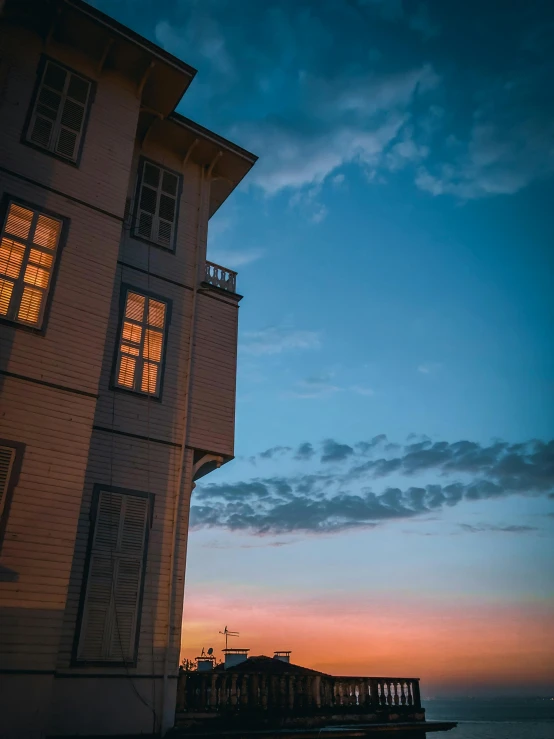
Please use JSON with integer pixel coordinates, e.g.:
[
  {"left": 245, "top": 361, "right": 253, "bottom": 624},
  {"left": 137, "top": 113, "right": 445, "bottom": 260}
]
[
  {"left": 115, "top": 289, "right": 168, "bottom": 397},
  {"left": 0, "top": 202, "right": 62, "bottom": 327}
]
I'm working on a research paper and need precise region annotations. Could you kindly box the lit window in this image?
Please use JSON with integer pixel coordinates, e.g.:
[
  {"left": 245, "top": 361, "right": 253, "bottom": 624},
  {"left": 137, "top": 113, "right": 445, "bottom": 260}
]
[
  {"left": 133, "top": 160, "right": 180, "bottom": 249},
  {"left": 115, "top": 289, "right": 168, "bottom": 397},
  {"left": 26, "top": 59, "right": 91, "bottom": 163},
  {"left": 0, "top": 202, "right": 63, "bottom": 328}
]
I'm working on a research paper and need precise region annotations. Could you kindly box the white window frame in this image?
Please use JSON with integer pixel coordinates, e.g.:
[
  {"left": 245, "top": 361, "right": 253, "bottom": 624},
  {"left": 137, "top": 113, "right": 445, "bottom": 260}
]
[
  {"left": 26, "top": 58, "right": 92, "bottom": 164},
  {"left": 133, "top": 158, "right": 181, "bottom": 250}
]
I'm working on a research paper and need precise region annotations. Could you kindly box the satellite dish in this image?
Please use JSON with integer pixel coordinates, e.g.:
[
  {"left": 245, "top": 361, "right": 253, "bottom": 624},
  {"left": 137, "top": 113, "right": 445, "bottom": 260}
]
[{"left": 207, "top": 647, "right": 213, "bottom": 655}]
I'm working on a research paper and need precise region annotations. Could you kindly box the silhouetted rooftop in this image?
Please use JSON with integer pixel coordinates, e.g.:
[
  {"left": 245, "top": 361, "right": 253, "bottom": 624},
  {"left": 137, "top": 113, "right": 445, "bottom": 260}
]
[{"left": 215, "top": 655, "right": 329, "bottom": 676}]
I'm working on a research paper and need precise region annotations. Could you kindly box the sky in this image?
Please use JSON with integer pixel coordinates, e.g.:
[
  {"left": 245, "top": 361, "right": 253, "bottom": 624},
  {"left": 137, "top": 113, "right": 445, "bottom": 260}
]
[{"left": 92, "top": 0, "right": 554, "bottom": 696}]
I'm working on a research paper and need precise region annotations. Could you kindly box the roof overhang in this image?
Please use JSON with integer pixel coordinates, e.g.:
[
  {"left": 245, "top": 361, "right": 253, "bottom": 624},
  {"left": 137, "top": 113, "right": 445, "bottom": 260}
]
[
  {"left": 139, "top": 111, "right": 258, "bottom": 218},
  {"left": 2, "top": 0, "right": 197, "bottom": 117},
  {"left": 2, "top": 0, "right": 258, "bottom": 213}
]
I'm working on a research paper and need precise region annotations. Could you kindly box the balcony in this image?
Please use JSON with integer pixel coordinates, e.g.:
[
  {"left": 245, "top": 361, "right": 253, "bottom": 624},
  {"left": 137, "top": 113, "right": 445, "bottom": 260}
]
[
  {"left": 204, "top": 261, "right": 237, "bottom": 293},
  {"left": 175, "top": 658, "right": 457, "bottom": 736}
]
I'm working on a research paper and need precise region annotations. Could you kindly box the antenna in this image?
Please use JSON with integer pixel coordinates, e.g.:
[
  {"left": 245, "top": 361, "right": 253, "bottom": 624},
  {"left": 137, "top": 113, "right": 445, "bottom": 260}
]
[{"left": 219, "top": 625, "right": 239, "bottom": 651}]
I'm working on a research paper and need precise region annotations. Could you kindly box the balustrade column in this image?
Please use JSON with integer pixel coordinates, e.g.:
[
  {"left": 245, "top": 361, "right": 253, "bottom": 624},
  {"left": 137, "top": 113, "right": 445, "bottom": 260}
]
[
  {"left": 230, "top": 674, "right": 238, "bottom": 706},
  {"left": 249, "top": 673, "right": 259, "bottom": 707},
  {"left": 368, "top": 678, "right": 378, "bottom": 707},
  {"left": 279, "top": 676, "right": 287, "bottom": 708},
  {"left": 412, "top": 679, "right": 421, "bottom": 708},
  {"left": 359, "top": 679, "right": 369, "bottom": 707},
  {"left": 288, "top": 676, "right": 296, "bottom": 710},
  {"left": 261, "top": 674, "right": 268, "bottom": 709},
  {"left": 210, "top": 673, "right": 218, "bottom": 709},
  {"left": 240, "top": 675, "right": 249, "bottom": 707},
  {"left": 313, "top": 675, "right": 322, "bottom": 708}
]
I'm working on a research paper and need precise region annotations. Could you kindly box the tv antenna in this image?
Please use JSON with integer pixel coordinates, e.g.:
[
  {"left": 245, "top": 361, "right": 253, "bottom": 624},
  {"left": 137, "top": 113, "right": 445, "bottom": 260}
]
[{"left": 219, "top": 625, "right": 239, "bottom": 651}]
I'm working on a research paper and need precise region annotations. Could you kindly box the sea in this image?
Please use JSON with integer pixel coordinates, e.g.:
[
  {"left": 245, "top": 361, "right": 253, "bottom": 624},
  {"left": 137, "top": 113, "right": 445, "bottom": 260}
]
[{"left": 424, "top": 698, "right": 554, "bottom": 739}]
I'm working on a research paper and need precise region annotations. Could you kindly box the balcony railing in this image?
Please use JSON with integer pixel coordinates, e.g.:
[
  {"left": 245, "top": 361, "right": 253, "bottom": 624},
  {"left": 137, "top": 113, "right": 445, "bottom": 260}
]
[
  {"left": 177, "top": 671, "right": 421, "bottom": 715},
  {"left": 204, "top": 261, "right": 237, "bottom": 293}
]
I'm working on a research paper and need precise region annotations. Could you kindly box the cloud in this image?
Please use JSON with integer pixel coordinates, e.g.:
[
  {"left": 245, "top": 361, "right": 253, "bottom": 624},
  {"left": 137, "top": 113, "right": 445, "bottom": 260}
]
[
  {"left": 458, "top": 524, "right": 539, "bottom": 534},
  {"left": 259, "top": 446, "right": 292, "bottom": 460},
  {"left": 350, "top": 385, "right": 375, "bottom": 396},
  {"left": 241, "top": 325, "right": 321, "bottom": 355},
  {"left": 288, "top": 373, "right": 341, "bottom": 399},
  {"left": 356, "top": 0, "right": 440, "bottom": 39},
  {"left": 191, "top": 437, "right": 554, "bottom": 535},
  {"left": 295, "top": 442, "right": 316, "bottom": 461},
  {"left": 321, "top": 439, "right": 355, "bottom": 463},
  {"left": 418, "top": 362, "right": 441, "bottom": 374},
  {"left": 209, "top": 247, "right": 265, "bottom": 268}
]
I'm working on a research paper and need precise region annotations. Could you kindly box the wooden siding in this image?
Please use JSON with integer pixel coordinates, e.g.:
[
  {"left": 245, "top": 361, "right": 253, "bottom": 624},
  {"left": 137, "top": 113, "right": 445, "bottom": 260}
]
[
  {"left": 0, "top": 27, "right": 139, "bottom": 218},
  {"left": 0, "top": 377, "right": 96, "bottom": 670},
  {"left": 0, "top": 171, "right": 124, "bottom": 395},
  {"left": 118, "top": 143, "right": 202, "bottom": 287},
  {"left": 93, "top": 264, "right": 193, "bottom": 444},
  {"left": 56, "top": 432, "right": 193, "bottom": 674},
  {"left": 187, "top": 291, "right": 239, "bottom": 457}
]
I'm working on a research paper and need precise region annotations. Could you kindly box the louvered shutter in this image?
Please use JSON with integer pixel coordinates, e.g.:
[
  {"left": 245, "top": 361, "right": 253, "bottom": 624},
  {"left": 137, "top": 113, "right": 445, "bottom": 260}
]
[
  {"left": 78, "top": 491, "right": 149, "bottom": 662},
  {"left": 135, "top": 161, "right": 179, "bottom": 248},
  {"left": 28, "top": 60, "right": 90, "bottom": 162},
  {"left": 0, "top": 446, "right": 16, "bottom": 519}
]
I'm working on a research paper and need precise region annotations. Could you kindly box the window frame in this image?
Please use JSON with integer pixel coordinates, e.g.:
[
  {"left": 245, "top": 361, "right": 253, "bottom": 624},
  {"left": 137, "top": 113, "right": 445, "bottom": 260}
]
[
  {"left": 0, "top": 194, "right": 68, "bottom": 334},
  {"left": 22, "top": 55, "right": 96, "bottom": 168},
  {"left": 131, "top": 156, "right": 183, "bottom": 253},
  {"left": 111, "top": 283, "right": 172, "bottom": 402},
  {"left": 72, "top": 484, "right": 154, "bottom": 667},
  {"left": 0, "top": 440, "right": 25, "bottom": 551}
]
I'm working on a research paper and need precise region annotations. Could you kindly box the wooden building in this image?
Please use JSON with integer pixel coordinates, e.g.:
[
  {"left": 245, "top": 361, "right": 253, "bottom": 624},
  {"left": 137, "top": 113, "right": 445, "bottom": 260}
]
[{"left": 0, "top": 1, "right": 256, "bottom": 735}]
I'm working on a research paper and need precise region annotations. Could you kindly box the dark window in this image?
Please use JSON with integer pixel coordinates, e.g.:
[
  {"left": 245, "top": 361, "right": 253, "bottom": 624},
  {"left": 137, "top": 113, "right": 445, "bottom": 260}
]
[
  {"left": 133, "top": 159, "right": 181, "bottom": 250},
  {"left": 26, "top": 59, "right": 92, "bottom": 163},
  {"left": 114, "top": 287, "right": 169, "bottom": 397},
  {"left": 0, "top": 200, "right": 63, "bottom": 328},
  {"left": 76, "top": 488, "right": 151, "bottom": 664}
]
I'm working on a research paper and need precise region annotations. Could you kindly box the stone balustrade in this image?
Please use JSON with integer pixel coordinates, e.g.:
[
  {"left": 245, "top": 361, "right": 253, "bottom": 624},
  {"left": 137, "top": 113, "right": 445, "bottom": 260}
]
[
  {"left": 204, "top": 261, "right": 237, "bottom": 293},
  {"left": 176, "top": 671, "right": 421, "bottom": 714}
]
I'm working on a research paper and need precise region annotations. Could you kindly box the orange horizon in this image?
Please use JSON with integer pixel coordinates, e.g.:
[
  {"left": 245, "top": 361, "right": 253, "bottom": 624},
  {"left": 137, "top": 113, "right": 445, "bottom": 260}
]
[{"left": 180, "top": 588, "right": 554, "bottom": 694}]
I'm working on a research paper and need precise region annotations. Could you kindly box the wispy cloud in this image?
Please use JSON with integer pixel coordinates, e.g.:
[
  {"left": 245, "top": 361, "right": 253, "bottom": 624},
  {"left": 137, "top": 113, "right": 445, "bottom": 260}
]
[
  {"left": 350, "top": 385, "right": 375, "bottom": 396},
  {"left": 458, "top": 523, "right": 539, "bottom": 534},
  {"left": 288, "top": 373, "right": 341, "bottom": 399},
  {"left": 418, "top": 362, "right": 442, "bottom": 375},
  {"left": 241, "top": 325, "right": 321, "bottom": 355},
  {"left": 209, "top": 247, "right": 265, "bottom": 268}
]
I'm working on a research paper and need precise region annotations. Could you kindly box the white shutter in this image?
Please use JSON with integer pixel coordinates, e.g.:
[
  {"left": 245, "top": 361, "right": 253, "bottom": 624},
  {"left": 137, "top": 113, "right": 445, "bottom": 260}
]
[
  {"left": 78, "top": 491, "right": 149, "bottom": 662},
  {"left": 28, "top": 61, "right": 90, "bottom": 162},
  {"left": 0, "top": 445, "right": 16, "bottom": 519},
  {"left": 157, "top": 170, "right": 178, "bottom": 248},
  {"left": 135, "top": 162, "right": 179, "bottom": 248},
  {"left": 55, "top": 72, "right": 90, "bottom": 160}
]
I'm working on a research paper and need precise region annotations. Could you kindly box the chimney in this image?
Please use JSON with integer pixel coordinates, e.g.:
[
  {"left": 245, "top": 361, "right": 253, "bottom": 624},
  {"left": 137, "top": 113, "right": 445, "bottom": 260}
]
[
  {"left": 196, "top": 656, "right": 215, "bottom": 672},
  {"left": 223, "top": 648, "right": 250, "bottom": 669},
  {"left": 273, "top": 651, "right": 291, "bottom": 663}
]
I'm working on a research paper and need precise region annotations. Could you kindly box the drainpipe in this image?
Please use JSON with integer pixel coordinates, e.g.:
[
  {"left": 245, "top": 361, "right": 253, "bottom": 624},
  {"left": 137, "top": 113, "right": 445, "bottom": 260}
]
[{"left": 160, "top": 151, "right": 221, "bottom": 735}]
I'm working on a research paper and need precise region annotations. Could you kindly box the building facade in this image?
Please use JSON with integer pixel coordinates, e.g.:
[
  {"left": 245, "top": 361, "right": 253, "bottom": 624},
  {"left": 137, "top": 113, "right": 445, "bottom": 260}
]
[{"left": 0, "top": 1, "right": 256, "bottom": 735}]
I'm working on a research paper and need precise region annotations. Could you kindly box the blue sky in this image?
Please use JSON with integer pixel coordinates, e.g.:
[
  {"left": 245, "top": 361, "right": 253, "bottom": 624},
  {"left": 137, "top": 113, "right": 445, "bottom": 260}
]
[{"left": 93, "top": 0, "right": 553, "bottom": 692}]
